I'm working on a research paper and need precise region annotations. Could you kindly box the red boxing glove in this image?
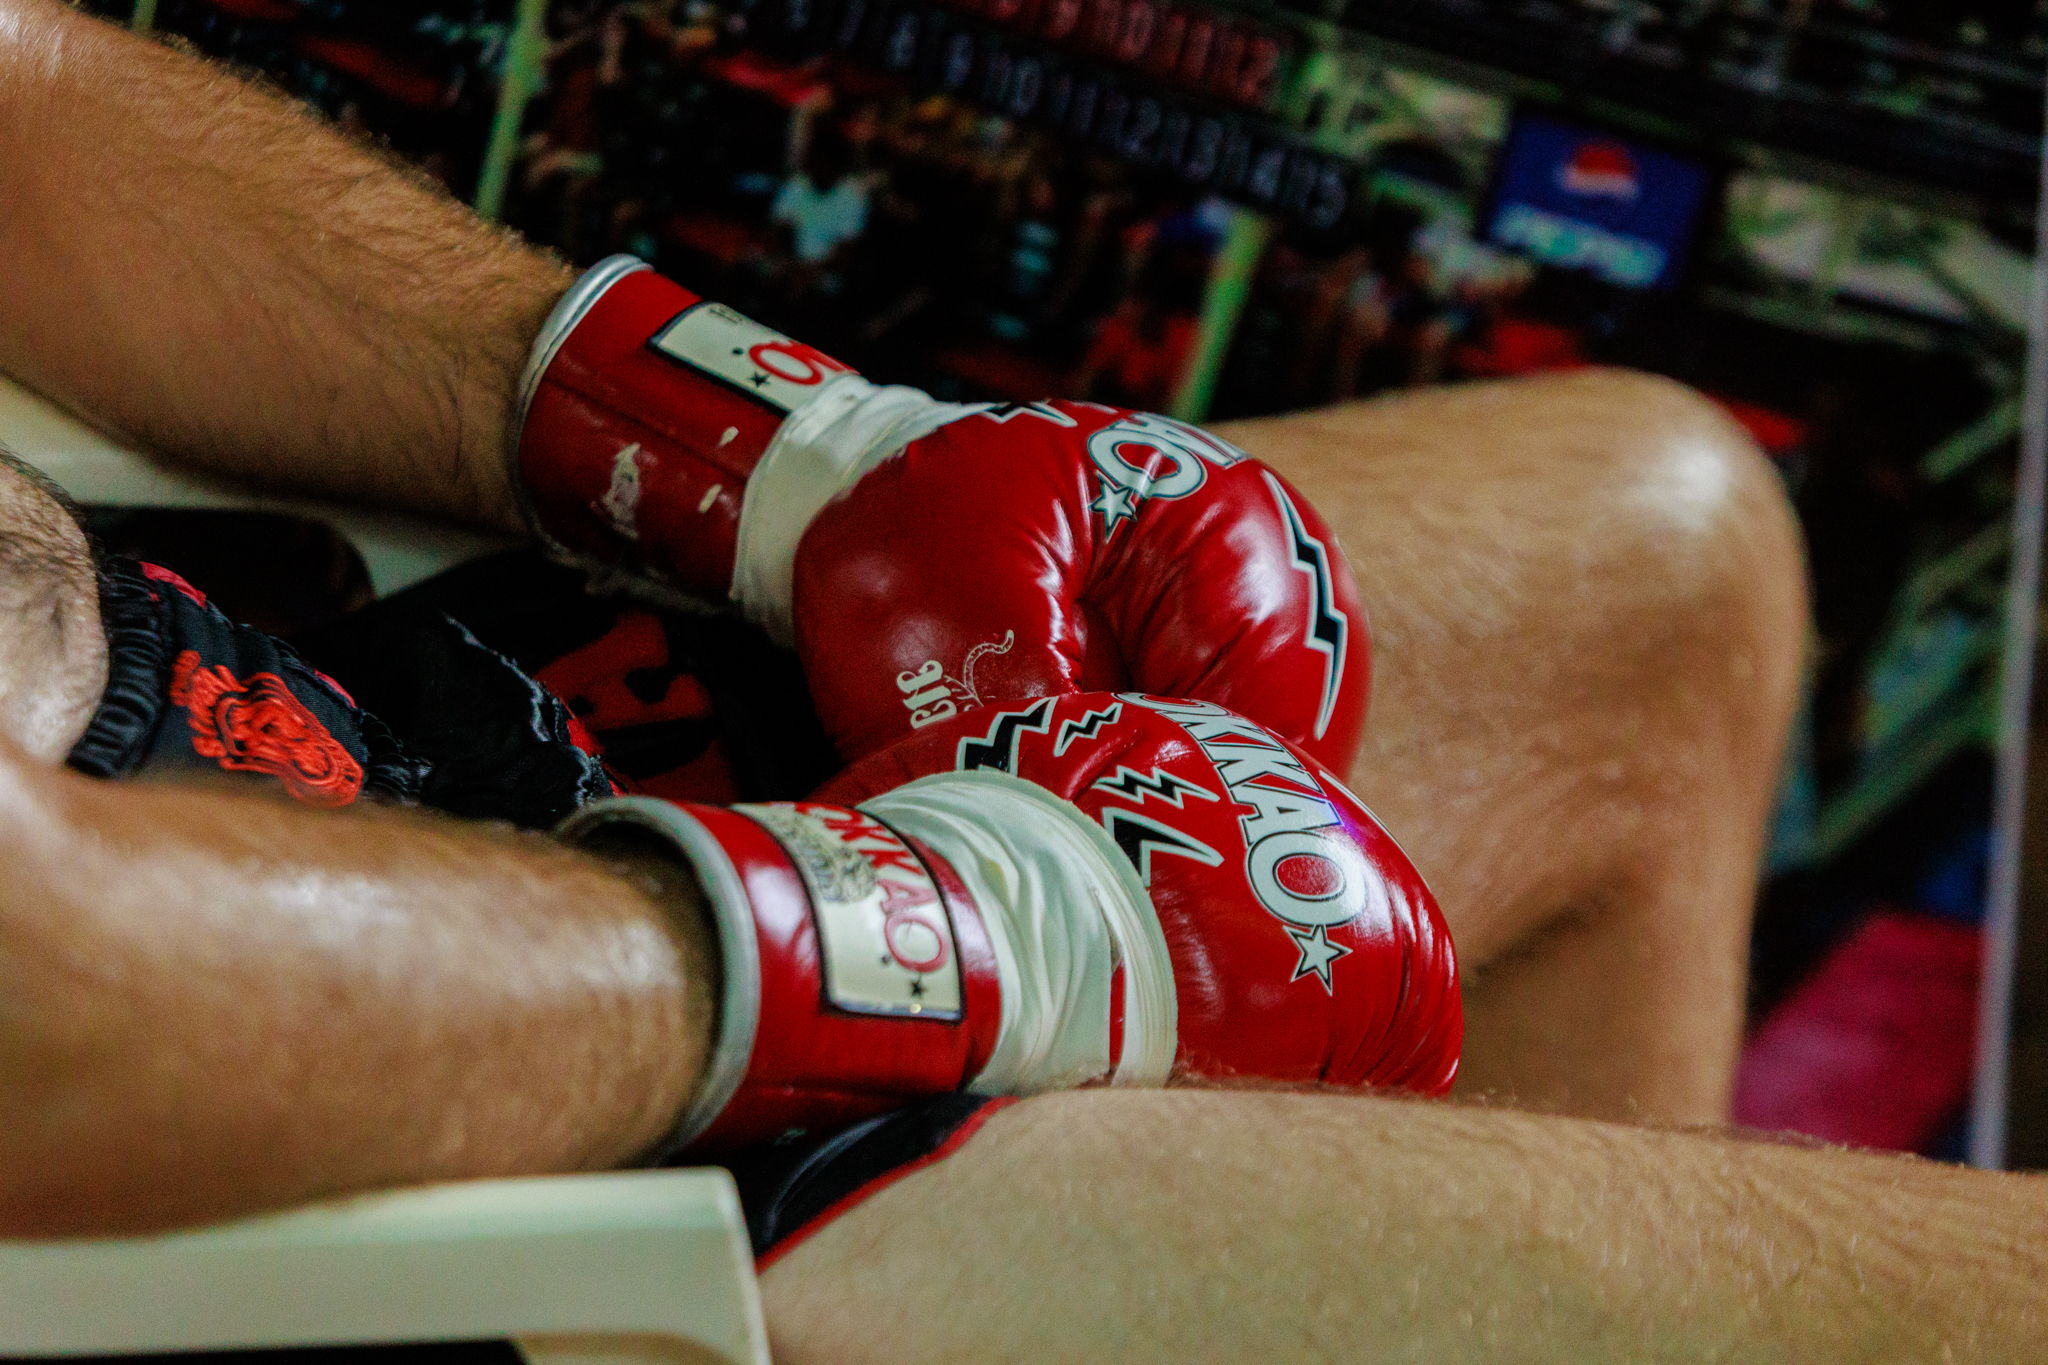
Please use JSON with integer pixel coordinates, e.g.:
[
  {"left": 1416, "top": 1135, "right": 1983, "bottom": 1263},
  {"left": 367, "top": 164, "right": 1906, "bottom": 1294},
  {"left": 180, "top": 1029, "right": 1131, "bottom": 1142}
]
[
  {"left": 821, "top": 692, "right": 1460, "bottom": 1098},
  {"left": 512, "top": 256, "right": 974, "bottom": 608},
  {"left": 511, "top": 258, "right": 1369, "bottom": 772},
  {"left": 793, "top": 402, "right": 1367, "bottom": 770},
  {"left": 554, "top": 692, "right": 1457, "bottom": 1156}
]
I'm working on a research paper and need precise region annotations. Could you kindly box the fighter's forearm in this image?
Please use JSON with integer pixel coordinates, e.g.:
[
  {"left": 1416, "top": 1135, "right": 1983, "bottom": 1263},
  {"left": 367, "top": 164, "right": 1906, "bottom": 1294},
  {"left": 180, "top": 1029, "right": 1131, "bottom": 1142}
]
[
  {"left": 0, "top": 751, "right": 712, "bottom": 1237},
  {"left": 765, "top": 1089, "right": 2048, "bottom": 1364},
  {"left": 0, "top": 0, "right": 566, "bottom": 532}
]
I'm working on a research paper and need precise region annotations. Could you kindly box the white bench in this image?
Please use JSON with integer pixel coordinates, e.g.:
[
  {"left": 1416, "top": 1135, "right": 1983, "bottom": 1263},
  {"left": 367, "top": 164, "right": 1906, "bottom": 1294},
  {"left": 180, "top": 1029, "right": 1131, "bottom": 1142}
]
[{"left": 0, "top": 1173, "right": 769, "bottom": 1365}]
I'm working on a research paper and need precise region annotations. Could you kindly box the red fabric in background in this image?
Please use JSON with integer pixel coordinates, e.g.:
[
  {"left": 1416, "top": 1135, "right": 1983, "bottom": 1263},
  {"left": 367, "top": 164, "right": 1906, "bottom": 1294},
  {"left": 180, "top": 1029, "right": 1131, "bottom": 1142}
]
[
  {"left": 1453, "top": 318, "right": 1587, "bottom": 378},
  {"left": 1733, "top": 910, "right": 1981, "bottom": 1152},
  {"left": 1704, "top": 393, "right": 1810, "bottom": 461}
]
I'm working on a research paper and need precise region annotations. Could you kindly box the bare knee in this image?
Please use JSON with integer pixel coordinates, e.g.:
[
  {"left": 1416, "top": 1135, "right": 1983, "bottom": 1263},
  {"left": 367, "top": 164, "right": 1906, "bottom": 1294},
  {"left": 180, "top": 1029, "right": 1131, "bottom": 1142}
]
[
  {"left": 1234, "top": 370, "right": 1807, "bottom": 968},
  {"left": 1539, "top": 369, "right": 1808, "bottom": 757},
  {"left": 1442, "top": 374, "right": 1802, "bottom": 1116},
  {"left": 1443, "top": 370, "right": 1809, "bottom": 941},
  {"left": 1233, "top": 368, "right": 1809, "bottom": 757}
]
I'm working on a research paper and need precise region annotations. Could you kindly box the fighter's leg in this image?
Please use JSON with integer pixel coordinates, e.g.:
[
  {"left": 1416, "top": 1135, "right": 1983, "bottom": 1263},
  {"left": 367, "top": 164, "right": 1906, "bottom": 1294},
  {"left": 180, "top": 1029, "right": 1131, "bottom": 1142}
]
[
  {"left": 0, "top": 450, "right": 107, "bottom": 760},
  {"left": 1212, "top": 371, "right": 1807, "bottom": 1124},
  {"left": 760, "top": 1088, "right": 2047, "bottom": 1365}
]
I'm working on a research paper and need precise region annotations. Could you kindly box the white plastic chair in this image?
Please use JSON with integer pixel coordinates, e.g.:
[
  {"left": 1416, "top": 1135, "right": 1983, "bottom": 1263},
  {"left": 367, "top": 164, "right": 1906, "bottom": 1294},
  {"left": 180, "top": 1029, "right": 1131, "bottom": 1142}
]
[
  {"left": 0, "top": 1172, "right": 769, "bottom": 1365},
  {"left": 0, "top": 373, "right": 771, "bottom": 1365}
]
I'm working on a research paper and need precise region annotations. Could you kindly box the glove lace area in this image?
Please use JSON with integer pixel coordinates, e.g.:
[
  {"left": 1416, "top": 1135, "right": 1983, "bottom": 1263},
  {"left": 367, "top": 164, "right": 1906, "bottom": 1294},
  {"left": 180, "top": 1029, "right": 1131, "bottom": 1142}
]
[{"left": 863, "top": 770, "right": 1178, "bottom": 1093}]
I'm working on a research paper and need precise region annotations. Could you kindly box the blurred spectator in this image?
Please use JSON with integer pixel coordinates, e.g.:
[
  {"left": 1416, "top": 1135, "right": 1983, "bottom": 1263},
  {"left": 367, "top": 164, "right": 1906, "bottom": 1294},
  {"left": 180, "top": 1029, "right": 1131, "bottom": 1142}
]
[
  {"left": 768, "top": 125, "right": 871, "bottom": 296},
  {"left": 1071, "top": 236, "right": 1208, "bottom": 411},
  {"left": 984, "top": 170, "right": 1067, "bottom": 345},
  {"left": 1310, "top": 245, "right": 1388, "bottom": 405},
  {"left": 517, "top": 3, "right": 616, "bottom": 258},
  {"left": 1452, "top": 265, "right": 1599, "bottom": 379}
]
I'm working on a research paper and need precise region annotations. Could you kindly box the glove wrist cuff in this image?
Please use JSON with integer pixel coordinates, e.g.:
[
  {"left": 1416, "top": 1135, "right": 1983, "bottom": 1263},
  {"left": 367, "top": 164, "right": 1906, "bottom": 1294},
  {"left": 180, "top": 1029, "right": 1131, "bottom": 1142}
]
[
  {"left": 508, "top": 255, "right": 655, "bottom": 561},
  {"left": 511, "top": 255, "right": 651, "bottom": 470},
  {"left": 555, "top": 795, "right": 762, "bottom": 1159}
]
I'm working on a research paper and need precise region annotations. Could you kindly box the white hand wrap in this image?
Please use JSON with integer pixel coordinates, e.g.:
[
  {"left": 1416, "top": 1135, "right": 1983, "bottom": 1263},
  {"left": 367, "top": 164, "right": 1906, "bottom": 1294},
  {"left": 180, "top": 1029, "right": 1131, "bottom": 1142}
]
[
  {"left": 732, "top": 376, "right": 980, "bottom": 646},
  {"left": 861, "top": 769, "right": 1179, "bottom": 1093}
]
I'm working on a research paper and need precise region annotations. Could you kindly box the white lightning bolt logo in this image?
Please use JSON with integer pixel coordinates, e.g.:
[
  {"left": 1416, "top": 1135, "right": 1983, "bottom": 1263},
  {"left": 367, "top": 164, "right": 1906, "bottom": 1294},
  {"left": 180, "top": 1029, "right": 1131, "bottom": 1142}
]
[
  {"left": 1055, "top": 702, "right": 1124, "bottom": 756},
  {"left": 1091, "top": 765, "right": 1221, "bottom": 809},
  {"left": 1264, "top": 470, "right": 1347, "bottom": 742}
]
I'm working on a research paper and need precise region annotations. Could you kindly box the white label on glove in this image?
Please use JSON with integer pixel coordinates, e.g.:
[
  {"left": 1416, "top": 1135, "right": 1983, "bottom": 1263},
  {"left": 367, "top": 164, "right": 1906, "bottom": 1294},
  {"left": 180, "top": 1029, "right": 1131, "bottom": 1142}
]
[
  {"left": 738, "top": 802, "right": 965, "bottom": 1019},
  {"left": 649, "top": 302, "right": 855, "bottom": 414}
]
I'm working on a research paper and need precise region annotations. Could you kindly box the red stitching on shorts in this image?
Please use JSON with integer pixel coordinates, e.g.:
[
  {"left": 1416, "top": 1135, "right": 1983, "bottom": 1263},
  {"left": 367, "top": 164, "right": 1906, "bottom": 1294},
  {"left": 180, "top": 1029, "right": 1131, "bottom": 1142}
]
[
  {"left": 139, "top": 561, "right": 208, "bottom": 607},
  {"left": 168, "top": 650, "right": 365, "bottom": 806}
]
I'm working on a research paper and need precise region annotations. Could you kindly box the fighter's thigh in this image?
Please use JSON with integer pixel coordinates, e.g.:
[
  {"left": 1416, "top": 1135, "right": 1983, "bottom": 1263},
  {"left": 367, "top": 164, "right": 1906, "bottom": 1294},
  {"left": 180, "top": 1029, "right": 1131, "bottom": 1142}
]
[
  {"left": 0, "top": 450, "right": 104, "bottom": 759},
  {"left": 758, "top": 1090, "right": 1443, "bottom": 1365},
  {"left": 1211, "top": 371, "right": 1807, "bottom": 966}
]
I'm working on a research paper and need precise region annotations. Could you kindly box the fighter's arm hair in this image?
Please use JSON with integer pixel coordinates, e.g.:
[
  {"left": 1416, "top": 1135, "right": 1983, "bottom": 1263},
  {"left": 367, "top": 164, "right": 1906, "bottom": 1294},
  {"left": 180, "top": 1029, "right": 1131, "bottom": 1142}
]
[
  {"left": 0, "top": 0, "right": 566, "bottom": 534},
  {"left": 765, "top": 1087, "right": 2048, "bottom": 1364},
  {"left": 0, "top": 738, "right": 715, "bottom": 1237}
]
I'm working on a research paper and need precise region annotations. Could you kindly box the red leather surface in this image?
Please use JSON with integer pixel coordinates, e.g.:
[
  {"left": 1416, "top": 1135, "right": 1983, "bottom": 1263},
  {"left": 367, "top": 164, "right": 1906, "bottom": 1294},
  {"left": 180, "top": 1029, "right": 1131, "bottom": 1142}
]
[
  {"left": 524, "top": 271, "right": 1371, "bottom": 776},
  {"left": 794, "top": 402, "right": 1371, "bottom": 775},
  {"left": 518, "top": 269, "right": 810, "bottom": 596},
  {"left": 818, "top": 692, "right": 1461, "bottom": 1096}
]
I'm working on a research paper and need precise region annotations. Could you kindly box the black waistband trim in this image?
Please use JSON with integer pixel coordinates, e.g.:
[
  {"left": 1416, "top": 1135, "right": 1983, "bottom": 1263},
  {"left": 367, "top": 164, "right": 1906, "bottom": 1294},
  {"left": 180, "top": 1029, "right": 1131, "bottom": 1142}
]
[{"left": 65, "top": 555, "right": 171, "bottom": 780}]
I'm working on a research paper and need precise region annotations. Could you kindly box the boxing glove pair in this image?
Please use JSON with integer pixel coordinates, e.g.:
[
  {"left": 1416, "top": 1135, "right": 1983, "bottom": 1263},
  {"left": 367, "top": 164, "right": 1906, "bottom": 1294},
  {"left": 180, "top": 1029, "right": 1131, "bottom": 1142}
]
[
  {"left": 511, "top": 256, "right": 1369, "bottom": 771},
  {"left": 558, "top": 691, "right": 1461, "bottom": 1157},
  {"left": 515, "top": 260, "right": 1457, "bottom": 1157}
]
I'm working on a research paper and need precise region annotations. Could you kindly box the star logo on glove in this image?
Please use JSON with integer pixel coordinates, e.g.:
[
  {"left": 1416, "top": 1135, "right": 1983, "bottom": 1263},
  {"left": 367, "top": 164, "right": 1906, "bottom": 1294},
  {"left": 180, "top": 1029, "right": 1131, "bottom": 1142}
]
[
  {"left": 1286, "top": 924, "right": 1352, "bottom": 993},
  {"left": 1089, "top": 476, "right": 1140, "bottom": 535}
]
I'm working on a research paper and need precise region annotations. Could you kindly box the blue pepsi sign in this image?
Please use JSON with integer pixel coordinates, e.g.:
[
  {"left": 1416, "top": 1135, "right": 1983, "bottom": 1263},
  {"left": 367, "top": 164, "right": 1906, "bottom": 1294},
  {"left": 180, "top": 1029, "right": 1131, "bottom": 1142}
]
[{"left": 1482, "top": 112, "right": 1712, "bottom": 291}]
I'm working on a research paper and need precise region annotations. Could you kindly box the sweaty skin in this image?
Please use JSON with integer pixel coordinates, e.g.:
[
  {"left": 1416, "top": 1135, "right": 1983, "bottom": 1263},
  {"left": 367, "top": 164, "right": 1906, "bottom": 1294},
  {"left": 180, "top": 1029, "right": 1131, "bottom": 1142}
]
[
  {"left": 0, "top": 0, "right": 1803, "bottom": 1129},
  {"left": 0, "top": 729, "right": 715, "bottom": 1236},
  {"left": 764, "top": 1089, "right": 2048, "bottom": 1365},
  {"left": 0, "top": 455, "right": 104, "bottom": 761},
  {"left": 0, "top": 454, "right": 714, "bottom": 1235},
  {"left": 0, "top": 9, "right": 2041, "bottom": 1360},
  {"left": 0, "top": 0, "right": 560, "bottom": 533},
  {"left": 1222, "top": 375, "right": 1807, "bottom": 1123}
]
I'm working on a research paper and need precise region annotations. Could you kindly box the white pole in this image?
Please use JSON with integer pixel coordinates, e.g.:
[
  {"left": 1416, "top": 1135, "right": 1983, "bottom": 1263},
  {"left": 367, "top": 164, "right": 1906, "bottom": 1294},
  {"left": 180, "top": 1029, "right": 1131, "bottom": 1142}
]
[{"left": 1968, "top": 73, "right": 2048, "bottom": 1171}]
